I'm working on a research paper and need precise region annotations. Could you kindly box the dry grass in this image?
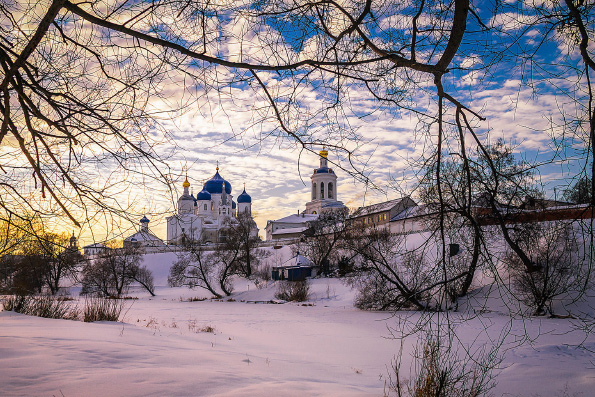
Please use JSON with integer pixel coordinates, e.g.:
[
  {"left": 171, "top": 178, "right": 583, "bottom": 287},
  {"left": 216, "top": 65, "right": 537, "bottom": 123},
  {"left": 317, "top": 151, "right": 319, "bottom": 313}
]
[
  {"left": 83, "top": 297, "right": 124, "bottom": 322},
  {"left": 2, "top": 294, "right": 79, "bottom": 320}
]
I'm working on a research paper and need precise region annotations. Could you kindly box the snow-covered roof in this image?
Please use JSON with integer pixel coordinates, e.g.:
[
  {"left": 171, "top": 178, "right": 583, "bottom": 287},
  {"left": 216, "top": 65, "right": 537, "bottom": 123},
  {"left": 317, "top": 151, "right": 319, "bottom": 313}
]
[
  {"left": 125, "top": 230, "right": 164, "bottom": 243},
  {"left": 278, "top": 253, "right": 313, "bottom": 268},
  {"left": 272, "top": 213, "right": 319, "bottom": 224},
  {"left": 391, "top": 205, "right": 436, "bottom": 222},
  {"left": 83, "top": 243, "right": 107, "bottom": 249},
  {"left": 271, "top": 226, "right": 309, "bottom": 235},
  {"left": 321, "top": 201, "right": 346, "bottom": 209},
  {"left": 352, "top": 197, "right": 413, "bottom": 217}
]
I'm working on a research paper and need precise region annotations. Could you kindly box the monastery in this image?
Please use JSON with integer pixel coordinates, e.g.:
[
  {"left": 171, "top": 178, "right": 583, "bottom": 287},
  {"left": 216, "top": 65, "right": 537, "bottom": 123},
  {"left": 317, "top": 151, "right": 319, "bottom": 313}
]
[{"left": 112, "top": 165, "right": 257, "bottom": 253}]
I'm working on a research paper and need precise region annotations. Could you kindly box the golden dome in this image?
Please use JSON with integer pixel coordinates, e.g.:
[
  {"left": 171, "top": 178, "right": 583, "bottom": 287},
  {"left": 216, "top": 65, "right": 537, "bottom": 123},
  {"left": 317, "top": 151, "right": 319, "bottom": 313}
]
[
  {"left": 183, "top": 178, "right": 190, "bottom": 188},
  {"left": 319, "top": 148, "right": 328, "bottom": 158}
]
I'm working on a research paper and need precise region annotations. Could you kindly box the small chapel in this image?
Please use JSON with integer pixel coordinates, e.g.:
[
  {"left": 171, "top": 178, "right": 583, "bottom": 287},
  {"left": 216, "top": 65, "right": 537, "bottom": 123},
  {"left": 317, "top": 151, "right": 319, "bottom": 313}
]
[{"left": 166, "top": 165, "right": 257, "bottom": 244}]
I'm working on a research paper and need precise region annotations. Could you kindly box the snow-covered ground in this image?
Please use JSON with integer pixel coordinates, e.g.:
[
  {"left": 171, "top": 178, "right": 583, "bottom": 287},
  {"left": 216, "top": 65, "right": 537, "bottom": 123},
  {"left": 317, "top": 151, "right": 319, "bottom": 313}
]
[{"left": 1, "top": 243, "right": 595, "bottom": 396}]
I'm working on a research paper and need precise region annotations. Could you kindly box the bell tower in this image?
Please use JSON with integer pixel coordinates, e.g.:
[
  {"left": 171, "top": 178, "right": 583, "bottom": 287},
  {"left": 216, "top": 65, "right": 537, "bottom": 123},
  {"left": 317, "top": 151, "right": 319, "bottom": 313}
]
[{"left": 305, "top": 148, "right": 344, "bottom": 214}]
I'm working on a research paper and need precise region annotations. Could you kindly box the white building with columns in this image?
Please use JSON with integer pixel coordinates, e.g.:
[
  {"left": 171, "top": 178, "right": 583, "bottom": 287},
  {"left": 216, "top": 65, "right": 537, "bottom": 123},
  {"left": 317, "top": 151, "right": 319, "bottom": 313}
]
[{"left": 166, "top": 165, "right": 256, "bottom": 245}]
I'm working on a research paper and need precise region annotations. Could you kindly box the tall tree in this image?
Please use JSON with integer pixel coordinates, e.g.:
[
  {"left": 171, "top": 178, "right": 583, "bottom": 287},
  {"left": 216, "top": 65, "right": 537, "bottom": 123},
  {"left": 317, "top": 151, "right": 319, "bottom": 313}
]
[{"left": 220, "top": 212, "right": 263, "bottom": 279}]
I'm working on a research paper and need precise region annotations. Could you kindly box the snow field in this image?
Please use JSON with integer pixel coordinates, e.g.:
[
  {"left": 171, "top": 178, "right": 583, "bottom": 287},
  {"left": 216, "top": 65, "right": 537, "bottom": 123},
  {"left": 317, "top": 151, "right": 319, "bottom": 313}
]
[{"left": 2, "top": 233, "right": 595, "bottom": 396}]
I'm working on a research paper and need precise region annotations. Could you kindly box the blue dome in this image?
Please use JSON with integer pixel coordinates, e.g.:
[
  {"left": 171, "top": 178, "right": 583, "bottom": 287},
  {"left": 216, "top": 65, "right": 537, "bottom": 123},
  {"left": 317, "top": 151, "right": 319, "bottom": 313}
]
[
  {"left": 232, "top": 201, "right": 237, "bottom": 209},
  {"left": 204, "top": 170, "right": 232, "bottom": 194},
  {"left": 314, "top": 167, "right": 330, "bottom": 174},
  {"left": 140, "top": 215, "right": 150, "bottom": 223},
  {"left": 196, "top": 188, "right": 212, "bottom": 201},
  {"left": 237, "top": 189, "right": 252, "bottom": 203}
]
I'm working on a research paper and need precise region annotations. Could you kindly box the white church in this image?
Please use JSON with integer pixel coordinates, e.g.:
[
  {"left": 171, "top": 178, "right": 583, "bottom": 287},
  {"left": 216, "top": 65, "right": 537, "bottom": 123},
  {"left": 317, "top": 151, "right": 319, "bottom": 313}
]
[{"left": 165, "top": 165, "right": 257, "bottom": 245}]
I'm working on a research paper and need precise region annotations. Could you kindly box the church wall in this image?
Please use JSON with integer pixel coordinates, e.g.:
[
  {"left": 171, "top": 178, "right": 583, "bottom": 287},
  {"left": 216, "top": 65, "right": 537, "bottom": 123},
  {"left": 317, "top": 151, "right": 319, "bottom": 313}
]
[{"left": 166, "top": 214, "right": 203, "bottom": 244}]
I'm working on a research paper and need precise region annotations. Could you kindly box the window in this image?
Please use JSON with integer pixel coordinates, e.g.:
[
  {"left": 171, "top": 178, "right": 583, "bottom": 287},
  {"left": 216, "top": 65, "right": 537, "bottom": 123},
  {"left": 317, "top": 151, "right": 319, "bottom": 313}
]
[
  {"left": 328, "top": 182, "right": 333, "bottom": 199},
  {"left": 320, "top": 182, "right": 325, "bottom": 199},
  {"left": 313, "top": 183, "right": 317, "bottom": 200},
  {"left": 204, "top": 204, "right": 207, "bottom": 211},
  {"left": 383, "top": 214, "right": 387, "bottom": 220}
]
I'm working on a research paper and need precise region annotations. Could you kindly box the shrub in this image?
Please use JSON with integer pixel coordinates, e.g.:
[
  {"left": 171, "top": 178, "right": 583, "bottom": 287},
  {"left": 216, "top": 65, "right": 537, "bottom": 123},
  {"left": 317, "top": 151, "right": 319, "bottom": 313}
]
[
  {"left": 83, "top": 297, "right": 124, "bottom": 322},
  {"left": 350, "top": 251, "right": 433, "bottom": 311},
  {"left": 388, "top": 336, "right": 497, "bottom": 397},
  {"left": 2, "top": 294, "right": 79, "bottom": 320},
  {"left": 275, "top": 280, "right": 310, "bottom": 302},
  {"left": 252, "top": 264, "right": 272, "bottom": 289},
  {"left": 505, "top": 223, "right": 588, "bottom": 316}
]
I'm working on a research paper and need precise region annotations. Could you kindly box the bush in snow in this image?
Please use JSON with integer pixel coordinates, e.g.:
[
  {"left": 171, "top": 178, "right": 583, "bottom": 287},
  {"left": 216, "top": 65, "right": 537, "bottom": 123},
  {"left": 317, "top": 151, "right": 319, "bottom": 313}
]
[
  {"left": 505, "top": 222, "right": 590, "bottom": 316},
  {"left": 83, "top": 296, "right": 124, "bottom": 322},
  {"left": 388, "top": 333, "right": 497, "bottom": 397},
  {"left": 275, "top": 280, "right": 310, "bottom": 302},
  {"left": 252, "top": 263, "right": 272, "bottom": 289},
  {"left": 2, "top": 294, "right": 79, "bottom": 320}
]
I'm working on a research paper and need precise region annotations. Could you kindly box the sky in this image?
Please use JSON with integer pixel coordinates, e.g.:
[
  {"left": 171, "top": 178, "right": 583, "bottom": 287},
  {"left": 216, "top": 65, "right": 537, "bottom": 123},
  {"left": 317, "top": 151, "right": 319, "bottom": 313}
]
[
  {"left": 108, "top": 73, "right": 586, "bottom": 244},
  {"left": 2, "top": 0, "right": 591, "bottom": 245}
]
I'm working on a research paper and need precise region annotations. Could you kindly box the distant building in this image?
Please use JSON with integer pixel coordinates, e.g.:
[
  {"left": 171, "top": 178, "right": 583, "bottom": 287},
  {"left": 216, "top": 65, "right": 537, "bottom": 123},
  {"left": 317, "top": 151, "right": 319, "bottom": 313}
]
[
  {"left": 166, "top": 165, "right": 257, "bottom": 244},
  {"left": 266, "top": 149, "right": 347, "bottom": 241},
  {"left": 272, "top": 252, "right": 315, "bottom": 281},
  {"left": 83, "top": 243, "right": 109, "bottom": 257},
  {"left": 351, "top": 196, "right": 417, "bottom": 230},
  {"left": 304, "top": 148, "right": 346, "bottom": 215},
  {"left": 266, "top": 212, "right": 319, "bottom": 241},
  {"left": 389, "top": 205, "right": 437, "bottom": 234},
  {"left": 124, "top": 216, "right": 166, "bottom": 249}
]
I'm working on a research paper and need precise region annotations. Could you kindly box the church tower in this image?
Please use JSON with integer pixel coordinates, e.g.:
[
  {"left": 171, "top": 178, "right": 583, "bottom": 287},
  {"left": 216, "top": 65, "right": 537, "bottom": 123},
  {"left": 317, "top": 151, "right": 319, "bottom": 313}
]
[
  {"left": 237, "top": 185, "right": 252, "bottom": 215},
  {"left": 178, "top": 178, "right": 194, "bottom": 214},
  {"left": 305, "top": 148, "right": 345, "bottom": 214}
]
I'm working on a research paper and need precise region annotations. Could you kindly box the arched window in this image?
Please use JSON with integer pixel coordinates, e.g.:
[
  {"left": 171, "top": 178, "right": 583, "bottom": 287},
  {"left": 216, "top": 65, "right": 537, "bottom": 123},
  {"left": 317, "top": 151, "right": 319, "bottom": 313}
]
[
  {"left": 328, "top": 182, "right": 333, "bottom": 199},
  {"left": 312, "top": 183, "right": 317, "bottom": 200},
  {"left": 320, "top": 182, "right": 325, "bottom": 199},
  {"left": 204, "top": 204, "right": 207, "bottom": 211}
]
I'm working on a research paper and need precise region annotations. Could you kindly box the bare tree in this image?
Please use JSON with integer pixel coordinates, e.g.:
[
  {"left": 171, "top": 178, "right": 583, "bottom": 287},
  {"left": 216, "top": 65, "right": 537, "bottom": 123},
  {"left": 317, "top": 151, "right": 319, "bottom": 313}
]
[
  {"left": 505, "top": 222, "right": 590, "bottom": 316},
  {"left": 168, "top": 240, "right": 224, "bottom": 298},
  {"left": 2, "top": 1, "right": 592, "bottom": 272},
  {"left": 81, "top": 245, "right": 151, "bottom": 297},
  {"left": 300, "top": 208, "right": 349, "bottom": 275},
  {"left": 41, "top": 232, "right": 82, "bottom": 295},
  {"left": 220, "top": 212, "right": 264, "bottom": 279},
  {"left": 564, "top": 173, "right": 593, "bottom": 205},
  {"left": 345, "top": 224, "right": 434, "bottom": 311}
]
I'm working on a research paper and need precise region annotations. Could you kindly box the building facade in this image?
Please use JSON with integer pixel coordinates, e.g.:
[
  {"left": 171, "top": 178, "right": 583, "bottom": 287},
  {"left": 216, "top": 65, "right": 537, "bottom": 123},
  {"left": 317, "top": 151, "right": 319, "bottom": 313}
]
[{"left": 166, "top": 166, "right": 256, "bottom": 244}]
